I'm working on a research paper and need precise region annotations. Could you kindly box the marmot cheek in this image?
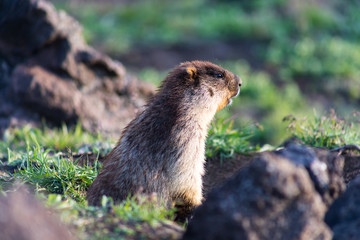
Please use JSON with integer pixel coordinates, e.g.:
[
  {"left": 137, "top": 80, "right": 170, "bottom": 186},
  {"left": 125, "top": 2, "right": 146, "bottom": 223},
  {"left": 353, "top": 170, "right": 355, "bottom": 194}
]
[{"left": 216, "top": 98, "right": 229, "bottom": 111}]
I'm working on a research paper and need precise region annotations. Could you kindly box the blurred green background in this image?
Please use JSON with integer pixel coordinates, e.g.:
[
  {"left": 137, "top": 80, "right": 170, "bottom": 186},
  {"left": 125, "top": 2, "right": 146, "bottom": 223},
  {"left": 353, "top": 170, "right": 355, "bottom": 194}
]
[{"left": 54, "top": 0, "right": 360, "bottom": 146}]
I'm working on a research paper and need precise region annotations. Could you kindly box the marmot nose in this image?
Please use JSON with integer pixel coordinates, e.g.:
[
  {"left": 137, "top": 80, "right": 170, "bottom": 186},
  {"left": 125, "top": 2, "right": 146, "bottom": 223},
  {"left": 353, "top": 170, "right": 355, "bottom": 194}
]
[{"left": 235, "top": 75, "right": 242, "bottom": 87}]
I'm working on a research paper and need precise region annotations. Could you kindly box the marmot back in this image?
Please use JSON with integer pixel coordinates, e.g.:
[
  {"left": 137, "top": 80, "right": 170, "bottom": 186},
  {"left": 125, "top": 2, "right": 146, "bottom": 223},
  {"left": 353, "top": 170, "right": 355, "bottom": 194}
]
[{"left": 87, "top": 61, "right": 242, "bottom": 209}]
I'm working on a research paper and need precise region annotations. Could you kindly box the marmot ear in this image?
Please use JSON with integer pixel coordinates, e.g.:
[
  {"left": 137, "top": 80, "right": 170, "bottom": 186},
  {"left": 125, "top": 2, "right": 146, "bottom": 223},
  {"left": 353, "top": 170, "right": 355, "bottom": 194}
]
[{"left": 186, "top": 66, "right": 197, "bottom": 81}]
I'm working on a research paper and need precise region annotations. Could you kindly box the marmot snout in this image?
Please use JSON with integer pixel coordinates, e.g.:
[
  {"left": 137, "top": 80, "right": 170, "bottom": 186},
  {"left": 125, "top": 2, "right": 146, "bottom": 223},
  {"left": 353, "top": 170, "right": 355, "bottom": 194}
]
[{"left": 87, "top": 61, "right": 242, "bottom": 209}]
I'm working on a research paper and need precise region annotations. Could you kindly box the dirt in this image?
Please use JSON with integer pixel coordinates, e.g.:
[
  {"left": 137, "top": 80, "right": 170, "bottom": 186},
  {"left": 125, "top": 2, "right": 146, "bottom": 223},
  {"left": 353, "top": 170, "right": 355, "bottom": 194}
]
[{"left": 203, "top": 153, "right": 254, "bottom": 196}]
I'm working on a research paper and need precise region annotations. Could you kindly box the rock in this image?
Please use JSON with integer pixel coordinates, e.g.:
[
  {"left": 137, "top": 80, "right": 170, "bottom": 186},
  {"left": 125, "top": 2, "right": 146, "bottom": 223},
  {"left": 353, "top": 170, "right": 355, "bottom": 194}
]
[
  {"left": 275, "top": 144, "right": 345, "bottom": 206},
  {"left": 329, "top": 220, "right": 360, "bottom": 240},
  {"left": 312, "top": 148, "right": 346, "bottom": 206},
  {"left": 342, "top": 154, "right": 360, "bottom": 184},
  {"left": 183, "top": 149, "right": 333, "bottom": 240},
  {"left": 11, "top": 65, "right": 80, "bottom": 123},
  {"left": 0, "top": 186, "right": 75, "bottom": 240},
  {"left": 325, "top": 175, "right": 360, "bottom": 240},
  {"left": 0, "top": 0, "right": 155, "bottom": 136}
]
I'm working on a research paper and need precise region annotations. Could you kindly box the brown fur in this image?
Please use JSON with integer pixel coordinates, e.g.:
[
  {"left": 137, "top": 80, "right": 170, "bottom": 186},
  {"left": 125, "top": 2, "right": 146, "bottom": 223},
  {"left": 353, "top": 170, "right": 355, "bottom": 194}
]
[{"left": 86, "top": 61, "right": 241, "bottom": 208}]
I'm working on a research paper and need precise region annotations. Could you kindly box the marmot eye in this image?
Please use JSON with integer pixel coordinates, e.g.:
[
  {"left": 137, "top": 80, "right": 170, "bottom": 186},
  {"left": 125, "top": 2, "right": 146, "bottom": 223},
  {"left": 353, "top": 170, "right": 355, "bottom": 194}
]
[{"left": 215, "top": 73, "right": 223, "bottom": 78}]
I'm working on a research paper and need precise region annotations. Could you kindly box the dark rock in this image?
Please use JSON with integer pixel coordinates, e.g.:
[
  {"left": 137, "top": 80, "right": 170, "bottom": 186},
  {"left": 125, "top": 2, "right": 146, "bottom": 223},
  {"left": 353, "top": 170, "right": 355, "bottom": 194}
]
[
  {"left": 330, "top": 220, "right": 360, "bottom": 240},
  {"left": 276, "top": 144, "right": 330, "bottom": 194},
  {"left": 183, "top": 151, "right": 332, "bottom": 240},
  {"left": 275, "top": 144, "right": 345, "bottom": 206},
  {"left": 312, "top": 148, "right": 346, "bottom": 206},
  {"left": 0, "top": 0, "right": 155, "bottom": 136},
  {"left": 343, "top": 154, "right": 360, "bottom": 184},
  {"left": 325, "top": 175, "right": 360, "bottom": 240},
  {"left": 11, "top": 65, "right": 79, "bottom": 124},
  {"left": 0, "top": 186, "right": 75, "bottom": 240}
]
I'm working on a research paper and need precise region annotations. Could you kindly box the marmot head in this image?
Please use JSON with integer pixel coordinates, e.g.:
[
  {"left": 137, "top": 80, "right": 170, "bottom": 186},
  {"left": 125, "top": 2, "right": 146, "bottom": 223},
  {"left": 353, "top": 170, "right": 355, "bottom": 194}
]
[{"left": 161, "top": 61, "right": 242, "bottom": 112}]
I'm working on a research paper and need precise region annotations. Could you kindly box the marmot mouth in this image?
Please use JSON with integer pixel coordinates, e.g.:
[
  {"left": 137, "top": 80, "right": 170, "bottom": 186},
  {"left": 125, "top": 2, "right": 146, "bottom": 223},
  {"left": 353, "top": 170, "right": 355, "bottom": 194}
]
[{"left": 231, "top": 88, "right": 240, "bottom": 98}]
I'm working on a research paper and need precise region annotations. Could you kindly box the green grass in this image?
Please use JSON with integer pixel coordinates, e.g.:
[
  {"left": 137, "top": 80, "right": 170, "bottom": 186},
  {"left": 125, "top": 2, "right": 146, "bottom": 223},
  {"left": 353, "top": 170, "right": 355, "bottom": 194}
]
[
  {"left": 206, "top": 119, "right": 259, "bottom": 158},
  {"left": 268, "top": 36, "right": 360, "bottom": 104},
  {"left": 45, "top": 194, "right": 177, "bottom": 239},
  {"left": 0, "top": 124, "right": 179, "bottom": 239},
  {"left": 1, "top": 123, "right": 106, "bottom": 155},
  {"left": 0, "top": 123, "right": 115, "bottom": 169},
  {"left": 284, "top": 110, "right": 360, "bottom": 148},
  {"left": 11, "top": 144, "right": 100, "bottom": 202},
  {"left": 1, "top": 112, "right": 359, "bottom": 238},
  {"left": 2, "top": 120, "right": 258, "bottom": 199},
  {"left": 0, "top": 123, "right": 109, "bottom": 200},
  {"left": 0, "top": 120, "right": 258, "bottom": 237},
  {"left": 54, "top": 0, "right": 286, "bottom": 53}
]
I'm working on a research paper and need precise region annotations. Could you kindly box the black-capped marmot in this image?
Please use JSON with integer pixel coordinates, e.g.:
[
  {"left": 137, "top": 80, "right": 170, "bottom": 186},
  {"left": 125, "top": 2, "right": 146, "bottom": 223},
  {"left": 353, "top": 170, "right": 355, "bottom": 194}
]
[{"left": 87, "top": 61, "right": 242, "bottom": 209}]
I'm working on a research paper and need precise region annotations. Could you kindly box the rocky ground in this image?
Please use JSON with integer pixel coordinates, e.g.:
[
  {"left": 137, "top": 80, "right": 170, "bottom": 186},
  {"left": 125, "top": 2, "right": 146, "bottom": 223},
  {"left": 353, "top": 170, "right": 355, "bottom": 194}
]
[
  {"left": 184, "top": 144, "right": 352, "bottom": 240},
  {"left": 1, "top": 141, "right": 359, "bottom": 239},
  {"left": 0, "top": 0, "right": 154, "bottom": 138}
]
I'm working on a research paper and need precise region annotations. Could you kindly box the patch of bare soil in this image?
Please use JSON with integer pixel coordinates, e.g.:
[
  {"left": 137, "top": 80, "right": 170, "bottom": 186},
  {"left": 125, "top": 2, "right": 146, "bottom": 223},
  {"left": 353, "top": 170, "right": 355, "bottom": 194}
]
[{"left": 203, "top": 153, "right": 254, "bottom": 196}]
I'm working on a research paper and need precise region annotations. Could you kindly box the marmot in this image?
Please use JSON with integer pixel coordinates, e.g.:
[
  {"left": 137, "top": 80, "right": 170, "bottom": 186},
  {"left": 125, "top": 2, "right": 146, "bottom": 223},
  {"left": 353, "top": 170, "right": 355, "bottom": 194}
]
[{"left": 87, "top": 61, "right": 242, "bottom": 209}]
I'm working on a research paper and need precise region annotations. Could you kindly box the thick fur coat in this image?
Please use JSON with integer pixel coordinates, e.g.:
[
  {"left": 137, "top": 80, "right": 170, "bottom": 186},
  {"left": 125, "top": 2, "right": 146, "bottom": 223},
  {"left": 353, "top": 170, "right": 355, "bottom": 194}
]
[{"left": 87, "top": 61, "right": 241, "bottom": 208}]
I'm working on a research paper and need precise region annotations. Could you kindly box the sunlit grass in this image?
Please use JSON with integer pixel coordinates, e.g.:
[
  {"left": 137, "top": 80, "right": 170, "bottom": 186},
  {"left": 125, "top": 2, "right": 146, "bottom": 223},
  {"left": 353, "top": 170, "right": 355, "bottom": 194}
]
[
  {"left": 0, "top": 112, "right": 358, "bottom": 238},
  {"left": 10, "top": 143, "right": 100, "bottom": 202},
  {"left": 0, "top": 123, "right": 114, "bottom": 162},
  {"left": 206, "top": 119, "right": 259, "bottom": 158},
  {"left": 0, "top": 123, "right": 179, "bottom": 238},
  {"left": 284, "top": 110, "right": 360, "bottom": 148},
  {"left": 1, "top": 123, "right": 104, "bottom": 152}
]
